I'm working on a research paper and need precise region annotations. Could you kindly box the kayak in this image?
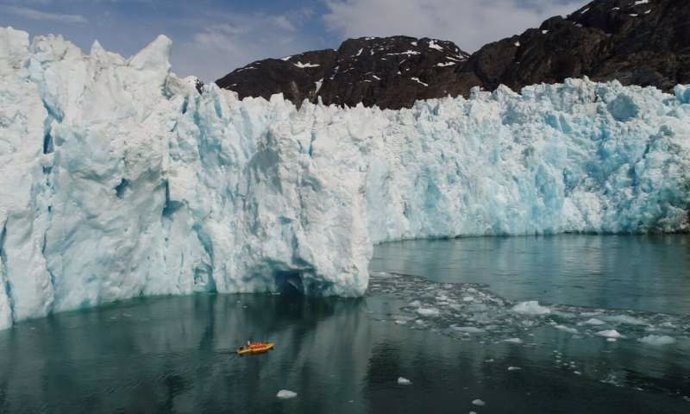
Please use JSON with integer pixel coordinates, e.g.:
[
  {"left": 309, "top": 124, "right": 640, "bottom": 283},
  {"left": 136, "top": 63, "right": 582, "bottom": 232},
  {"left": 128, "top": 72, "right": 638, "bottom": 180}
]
[{"left": 237, "top": 342, "right": 274, "bottom": 356}]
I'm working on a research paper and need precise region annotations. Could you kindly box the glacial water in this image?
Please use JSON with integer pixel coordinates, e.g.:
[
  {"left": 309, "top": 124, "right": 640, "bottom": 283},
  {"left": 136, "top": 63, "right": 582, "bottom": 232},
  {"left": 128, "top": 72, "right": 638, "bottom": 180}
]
[{"left": 0, "top": 235, "right": 689, "bottom": 413}]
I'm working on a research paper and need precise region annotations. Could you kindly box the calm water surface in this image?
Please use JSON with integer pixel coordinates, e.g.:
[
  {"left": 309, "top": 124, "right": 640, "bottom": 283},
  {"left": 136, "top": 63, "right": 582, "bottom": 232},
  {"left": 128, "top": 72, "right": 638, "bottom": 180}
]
[
  {"left": 0, "top": 235, "right": 688, "bottom": 413},
  {"left": 371, "top": 235, "right": 690, "bottom": 314}
]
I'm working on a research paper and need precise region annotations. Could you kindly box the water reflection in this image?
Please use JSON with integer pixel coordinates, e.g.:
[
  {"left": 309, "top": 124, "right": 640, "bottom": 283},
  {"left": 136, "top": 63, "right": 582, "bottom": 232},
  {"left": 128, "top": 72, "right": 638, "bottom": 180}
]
[
  {"left": 0, "top": 292, "right": 688, "bottom": 413},
  {"left": 1, "top": 236, "right": 689, "bottom": 413}
]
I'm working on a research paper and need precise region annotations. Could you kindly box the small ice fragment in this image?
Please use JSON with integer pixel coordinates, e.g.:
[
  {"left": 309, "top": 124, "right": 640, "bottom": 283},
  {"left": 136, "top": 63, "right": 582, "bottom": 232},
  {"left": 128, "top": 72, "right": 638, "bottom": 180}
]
[
  {"left": 512, "top": 301, "right": 550, "bottom": 315},
  {"left": 507, "top": 366, "right": 522, "bottom": 371},
  {"left": 463, "top": 296, "right": 474, "bottom": 302},
  {"left": 574, "top": 371, "right": 582, "bottom": 375},
  {"left": 398, "top": 377, "right": 412, "bottom": 385},
  {"left": 472, "top": 399, "right": 486, "bottom": 406},
  {"left": 504, "top": 338, "right": 523, "bottom": 344},
  {"left": 583, "top": 318, "right": 605, "bottom": 326},
  {"left": 453, "top": 326, "right": 485, "bottom": 334},
  {"left": 603, "top": 315, "right": 647, "bottom": 325},
  {"left": 607, "top": 338, "right": 617, "bottom": 342},
  {"left": 638, "top": 335, "right": 676, "bottom": 346},
  {"left": 417, "top": 307, "right": 440, "bottom": 317},
  {"left": 597, "top": 329, "right": 622, "bottom": 338},
  {"left": 555, "top": 324, "right": 578, "bottom": 334},
  {"left": 277, "top": 390, "right": 297, "bottom": 399}
]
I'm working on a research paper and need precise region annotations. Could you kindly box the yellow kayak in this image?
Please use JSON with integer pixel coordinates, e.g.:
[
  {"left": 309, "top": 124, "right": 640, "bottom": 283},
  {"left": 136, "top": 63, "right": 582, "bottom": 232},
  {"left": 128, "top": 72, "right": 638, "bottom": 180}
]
[{"left": 237, "top": 342, "right": 274, "bottom": 356}]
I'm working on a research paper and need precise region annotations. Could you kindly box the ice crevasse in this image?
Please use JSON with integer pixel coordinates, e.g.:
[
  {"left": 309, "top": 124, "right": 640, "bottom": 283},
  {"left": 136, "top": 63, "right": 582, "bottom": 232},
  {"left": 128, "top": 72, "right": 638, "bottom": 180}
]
[{"left": 1, "top": 27, "right": 690, "bottom": 329}]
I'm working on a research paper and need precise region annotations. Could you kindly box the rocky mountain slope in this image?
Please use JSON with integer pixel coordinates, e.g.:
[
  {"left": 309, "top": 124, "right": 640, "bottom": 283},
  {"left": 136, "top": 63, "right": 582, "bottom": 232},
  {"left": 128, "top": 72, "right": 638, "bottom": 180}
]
[
  {"left": 216, "top": 36, "right": 470, "bottom": 109},
  {"left": 216, "top": 0, "right": 690, "bottom": 108}
]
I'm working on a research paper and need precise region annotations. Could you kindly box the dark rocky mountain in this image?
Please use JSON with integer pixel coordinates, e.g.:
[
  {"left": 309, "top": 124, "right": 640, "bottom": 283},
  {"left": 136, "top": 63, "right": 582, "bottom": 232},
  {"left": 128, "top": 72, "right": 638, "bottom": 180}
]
[
  {"left": 216, "top": 36, "right": 470, "bottom": 109},
  {"left": 215, "top": 0, "right": 690, "bottom": 108}
]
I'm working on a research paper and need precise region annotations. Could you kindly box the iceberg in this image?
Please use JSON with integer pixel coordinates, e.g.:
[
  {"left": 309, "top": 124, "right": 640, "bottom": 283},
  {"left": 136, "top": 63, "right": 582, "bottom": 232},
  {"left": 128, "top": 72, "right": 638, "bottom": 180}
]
[{"left": 1, "top": 27, "right": 690, "bottom": 329}]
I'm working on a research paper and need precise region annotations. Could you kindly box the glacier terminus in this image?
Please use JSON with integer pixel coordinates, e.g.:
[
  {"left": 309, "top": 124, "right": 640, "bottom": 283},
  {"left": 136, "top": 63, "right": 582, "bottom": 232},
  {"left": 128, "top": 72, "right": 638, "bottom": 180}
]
[{"left": 1, "top": 27, "right": 689, "bottom": 329}]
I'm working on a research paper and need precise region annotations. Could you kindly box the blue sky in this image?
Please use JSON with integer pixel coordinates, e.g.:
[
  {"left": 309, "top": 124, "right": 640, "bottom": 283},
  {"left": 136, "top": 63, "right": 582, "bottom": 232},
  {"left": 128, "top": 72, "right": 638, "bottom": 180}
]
[{"left": 0, "top": 0, "right": 588, "bottom": 81}]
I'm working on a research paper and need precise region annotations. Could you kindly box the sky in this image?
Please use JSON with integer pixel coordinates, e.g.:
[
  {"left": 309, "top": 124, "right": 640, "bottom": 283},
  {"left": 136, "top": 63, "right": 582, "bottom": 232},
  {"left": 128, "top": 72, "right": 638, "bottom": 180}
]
[{"left": 0, "top": 0, "right": 589, "bottom": 82}]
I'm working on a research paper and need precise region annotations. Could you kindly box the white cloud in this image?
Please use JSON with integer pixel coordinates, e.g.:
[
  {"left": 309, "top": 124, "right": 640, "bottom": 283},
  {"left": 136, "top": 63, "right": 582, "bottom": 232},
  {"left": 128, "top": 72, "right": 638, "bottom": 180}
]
[
  {"left": 323, "top": 0, "right": 587, "bottom": 52},
  {"left": 172, "top": 12, "right": 317, "bottom": 81},
  {"left": 1, "top": 5, "right": 88, "bottom": 24}
]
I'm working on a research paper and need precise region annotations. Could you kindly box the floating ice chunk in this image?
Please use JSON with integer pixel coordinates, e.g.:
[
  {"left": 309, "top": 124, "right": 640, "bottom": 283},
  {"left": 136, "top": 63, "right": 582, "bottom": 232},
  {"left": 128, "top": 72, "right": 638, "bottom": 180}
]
[
  {"left": 417, "top": 307, "right": 440, "bottom": 317},
  {"left": 583, "top": 318, "right": 605, "bottom": 326},
  {"left": 639, "top": 335, "right": 676, "bottom": 346},
  {"left": 472, "top": 399, "right": 486, "bottom": 406},
  {"left": 277, "top": 390, "right": 297, "bottom": 399},
  {"left": 397, "top": 377, "right": 412, "bottom": 385},
  {"left": 507, "top": 366, "right": 522, "bottom": 371},
  {"left": 512, "top": 301, "right": 550, "bottom": 316},
  {"left": 597, "top": 330, "right": 622, "bottom": 338},
  {"left": 603, "top": 315, "right": 647, "bottom": 325},
  {"left": 452, "top": 326, "right": 485, "bottom": 334},
  {"left": 555, "top": 325, "right": 578, "bottom": 334},
  {"left": 504, "top": 338, "right": 523, "bottom": 344},
  {"left": 607, "top": 338, "right": 617, "bottom": 342}
]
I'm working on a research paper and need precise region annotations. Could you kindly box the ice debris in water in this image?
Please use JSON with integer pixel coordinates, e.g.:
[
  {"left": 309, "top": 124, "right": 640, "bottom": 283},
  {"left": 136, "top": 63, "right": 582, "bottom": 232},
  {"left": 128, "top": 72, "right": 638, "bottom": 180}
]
[
  {"left": 597, "top": 330, "right": 623, "bottom": 339},
  {"left": 397, "top": 377, "right": 412, "bottom": 385},
  {"left": 554, "top": 324, "right": 579, "bottom": 334},
  {"left": 416, "top": 307, "right": 441, "bottom": 317},
  {"left": 638, "top": 335, "right": 676, "bottom": 346},
  {"left": 368, "top": 272, "right": 690, "bottom": 345},
  {"left": 507, "top": 366, "right": 522, "bottom": 371},
  {"left": 452, "top": 326, "right": 485, "bottom": 334},
  {"left": 583, "top": 318, "right": 606, "bottom": 326},
  {"left": 512, "top": 301, "right": 550, "bottom": 315},
  {"left": 3, "top": 27, "right": 690, "bottom": 329},
  {"left": 602, "top": 315, "right": 648, "bottom": 326},
  {"left": 276, "top": 390, "right": 297, "bottom": 399},
  {"left": 472, "top": 399, "right": 486, "bottom": 406}
]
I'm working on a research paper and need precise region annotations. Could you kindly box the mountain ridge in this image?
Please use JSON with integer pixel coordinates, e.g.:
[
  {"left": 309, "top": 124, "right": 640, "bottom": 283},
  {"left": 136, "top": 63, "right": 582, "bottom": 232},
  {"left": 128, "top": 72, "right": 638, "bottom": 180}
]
[{"left": 215, "top": 0, "right": 690, "bottom": 109}]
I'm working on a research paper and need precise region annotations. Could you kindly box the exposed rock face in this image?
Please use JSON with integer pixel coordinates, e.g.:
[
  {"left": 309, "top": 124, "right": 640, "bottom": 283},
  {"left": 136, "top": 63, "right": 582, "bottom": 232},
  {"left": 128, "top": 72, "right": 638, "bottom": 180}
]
[
  {"left": 461, "top": 0, "right": 690, "bottom": 93},
  {"left": 216, "top": 0, "right": 690, "bottom": 108},
  {"left": 216, "top": 49, "right": 337, "bottom": 104},
  {"left": 216, "top": 36, "right": 470, "bottom": 109}
]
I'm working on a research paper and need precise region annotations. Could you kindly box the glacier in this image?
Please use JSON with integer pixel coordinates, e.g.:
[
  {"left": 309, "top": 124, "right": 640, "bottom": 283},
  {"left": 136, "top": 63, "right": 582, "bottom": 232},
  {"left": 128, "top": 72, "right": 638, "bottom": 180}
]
[{"left": 1, "top": 27, "right": 690, "bottom": 329}]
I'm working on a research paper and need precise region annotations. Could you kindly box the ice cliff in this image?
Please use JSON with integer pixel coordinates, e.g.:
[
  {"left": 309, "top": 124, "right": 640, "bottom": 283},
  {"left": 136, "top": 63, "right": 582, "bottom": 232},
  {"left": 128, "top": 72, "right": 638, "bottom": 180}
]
[{"left": 1, "top": 27, "right": 690, "bottom": 329}]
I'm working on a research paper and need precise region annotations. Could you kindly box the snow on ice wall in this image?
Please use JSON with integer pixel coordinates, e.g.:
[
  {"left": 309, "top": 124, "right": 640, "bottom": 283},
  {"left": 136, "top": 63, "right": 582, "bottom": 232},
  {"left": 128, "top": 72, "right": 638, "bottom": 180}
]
[{"left": 1, "top": 27, "right": 690, "bottom": 328}]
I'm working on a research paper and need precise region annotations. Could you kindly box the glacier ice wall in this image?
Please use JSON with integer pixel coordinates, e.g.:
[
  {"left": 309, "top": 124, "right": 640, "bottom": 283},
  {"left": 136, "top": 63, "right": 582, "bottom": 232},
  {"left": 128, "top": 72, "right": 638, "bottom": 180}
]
[{"left": 1, "top": 27, "right": 690, "bottom": 328}]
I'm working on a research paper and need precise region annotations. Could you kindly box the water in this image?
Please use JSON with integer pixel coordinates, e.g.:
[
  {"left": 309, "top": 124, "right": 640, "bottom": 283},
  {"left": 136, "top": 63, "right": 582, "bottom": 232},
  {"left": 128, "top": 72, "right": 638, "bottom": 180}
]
[
  {"left": 0, "top": 236, "right": 689, "bottom": 413},
  {"left": 371, "top": 235, "right": 690, "bottom": 314}
]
